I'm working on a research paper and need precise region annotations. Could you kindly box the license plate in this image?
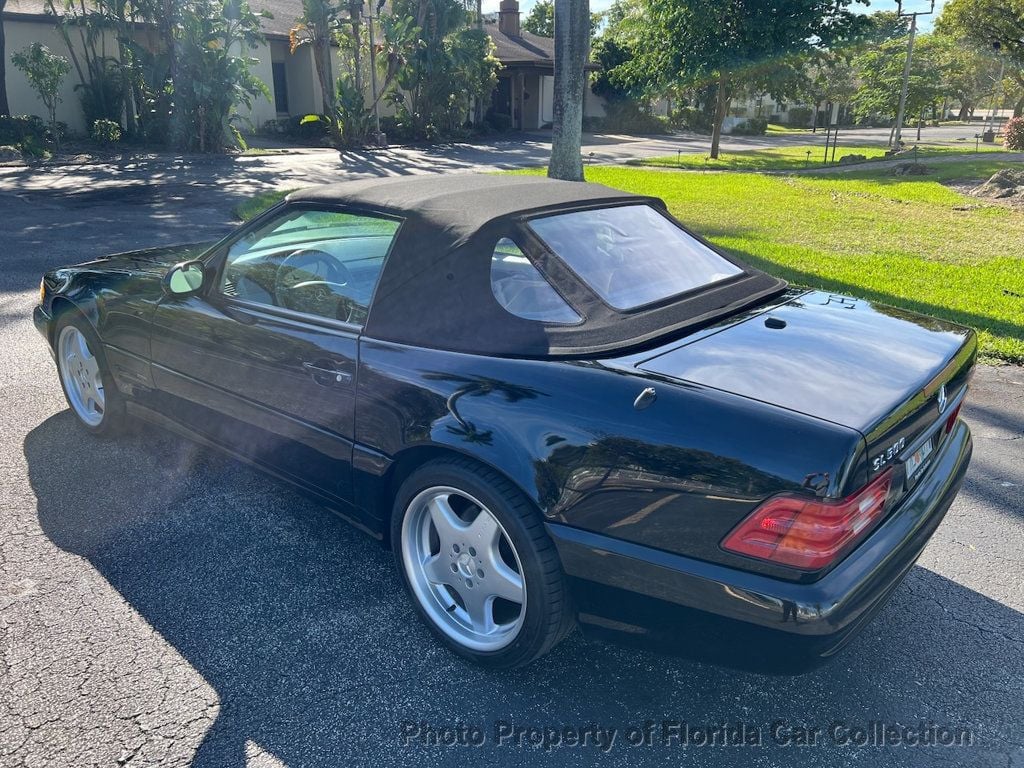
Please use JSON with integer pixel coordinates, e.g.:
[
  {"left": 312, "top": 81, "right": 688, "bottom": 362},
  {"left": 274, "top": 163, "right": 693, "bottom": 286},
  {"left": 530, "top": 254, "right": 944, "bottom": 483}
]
[{"left": 904, "top": 438, "right": 934, "bottom": 483}]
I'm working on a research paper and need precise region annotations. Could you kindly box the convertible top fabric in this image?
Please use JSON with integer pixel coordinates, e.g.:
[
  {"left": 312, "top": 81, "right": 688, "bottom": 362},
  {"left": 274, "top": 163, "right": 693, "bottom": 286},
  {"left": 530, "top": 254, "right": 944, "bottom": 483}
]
[{"left": 288, "top": 175, "right": 787, "bottom": 357}]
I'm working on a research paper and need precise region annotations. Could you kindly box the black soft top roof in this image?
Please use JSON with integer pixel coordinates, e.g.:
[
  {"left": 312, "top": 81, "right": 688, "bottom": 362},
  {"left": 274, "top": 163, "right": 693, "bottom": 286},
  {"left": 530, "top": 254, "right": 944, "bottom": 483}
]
[
  {"left": 287, "top": 175, "right": 787, "bottom": 358},
  {"left": 288, "top": 174, "right": 647, "bottom": 244}
]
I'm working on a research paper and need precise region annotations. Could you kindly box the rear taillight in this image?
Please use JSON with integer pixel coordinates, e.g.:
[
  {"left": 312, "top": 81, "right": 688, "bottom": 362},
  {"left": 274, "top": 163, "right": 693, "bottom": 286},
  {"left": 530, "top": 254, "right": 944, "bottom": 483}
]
[
  {"left": 721, "top": 469, "right": 894, "bottom": 570},
  {"left": 945, "top": 402, "right": 962, "bottom": 434}
]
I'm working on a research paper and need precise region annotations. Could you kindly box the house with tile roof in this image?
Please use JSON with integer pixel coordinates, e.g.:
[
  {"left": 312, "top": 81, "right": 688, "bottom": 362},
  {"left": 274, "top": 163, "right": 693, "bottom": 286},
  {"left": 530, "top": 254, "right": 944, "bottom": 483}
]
[{"left": 1, "top": 0, "right": 604, "bottom": 135}]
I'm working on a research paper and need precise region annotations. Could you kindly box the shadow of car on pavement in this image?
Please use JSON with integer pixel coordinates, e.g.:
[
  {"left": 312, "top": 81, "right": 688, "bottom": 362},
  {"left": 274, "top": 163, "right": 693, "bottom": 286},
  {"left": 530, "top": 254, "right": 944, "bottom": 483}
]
[{"left": 25, "top": 412, "right": 1023, "bottom": 767}]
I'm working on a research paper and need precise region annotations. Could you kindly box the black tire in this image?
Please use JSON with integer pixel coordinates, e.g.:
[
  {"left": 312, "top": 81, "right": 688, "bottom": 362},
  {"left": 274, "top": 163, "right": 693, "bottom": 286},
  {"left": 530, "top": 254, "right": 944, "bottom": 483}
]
[
  {"left": 391, "top": 456, "right": 575, "bottom": 668},
  {"left": 53, "top": 312, "right": 128, "bottom": 437}
]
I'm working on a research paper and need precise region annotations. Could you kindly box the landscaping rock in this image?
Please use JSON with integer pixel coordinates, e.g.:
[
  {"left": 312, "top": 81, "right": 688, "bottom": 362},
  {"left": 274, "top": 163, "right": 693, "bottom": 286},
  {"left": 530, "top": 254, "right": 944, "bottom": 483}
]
[
  {"left": 0, "top": 145, "right": 24, "bottom": 165},
  {"left": 971, "top": 169, "right": 1024, "bottom": 200},
  {"left": 838, "top": 154, "right": 867, "bottom": 165},
  {"left": 891, "top": 162, "right": 931, "bottom": 176}
]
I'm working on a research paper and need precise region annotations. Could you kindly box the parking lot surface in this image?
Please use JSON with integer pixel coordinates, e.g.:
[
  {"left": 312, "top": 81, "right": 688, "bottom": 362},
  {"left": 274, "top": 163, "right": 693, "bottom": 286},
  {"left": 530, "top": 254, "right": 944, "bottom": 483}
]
[{"left": 1, "top": 164, "right": 1022, "bottom": 767}]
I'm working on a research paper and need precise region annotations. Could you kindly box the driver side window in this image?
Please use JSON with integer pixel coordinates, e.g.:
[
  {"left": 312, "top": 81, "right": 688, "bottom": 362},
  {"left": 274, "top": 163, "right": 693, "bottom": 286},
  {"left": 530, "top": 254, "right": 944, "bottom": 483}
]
[{"left": 221, "top": 207, "right": 400, "bottom": 326}]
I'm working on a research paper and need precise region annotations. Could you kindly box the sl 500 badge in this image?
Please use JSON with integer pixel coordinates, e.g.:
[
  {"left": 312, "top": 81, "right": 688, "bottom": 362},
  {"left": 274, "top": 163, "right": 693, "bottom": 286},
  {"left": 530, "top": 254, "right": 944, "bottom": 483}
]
[{"left": 871, "top": 436, "right": 906, "bottom": 471}]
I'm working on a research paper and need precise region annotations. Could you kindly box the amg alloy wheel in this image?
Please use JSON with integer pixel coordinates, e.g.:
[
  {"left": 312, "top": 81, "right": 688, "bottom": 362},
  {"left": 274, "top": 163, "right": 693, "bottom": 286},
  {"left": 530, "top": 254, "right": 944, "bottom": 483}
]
[
  {"left": 401, "top": 486, "right": 527, "bottom": 652},
  {"left": 54, "top": 316, "right": 125, "bottom": 435},
  {"left": 392, "top": 458, "right": 574, "bottom": 668}
]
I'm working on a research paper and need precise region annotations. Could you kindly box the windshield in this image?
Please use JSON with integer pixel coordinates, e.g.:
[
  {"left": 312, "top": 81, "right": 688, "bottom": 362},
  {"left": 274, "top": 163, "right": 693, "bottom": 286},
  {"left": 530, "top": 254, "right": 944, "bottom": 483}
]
[{"left": 528, "top": 204, "right": 743, "bottom": 310}]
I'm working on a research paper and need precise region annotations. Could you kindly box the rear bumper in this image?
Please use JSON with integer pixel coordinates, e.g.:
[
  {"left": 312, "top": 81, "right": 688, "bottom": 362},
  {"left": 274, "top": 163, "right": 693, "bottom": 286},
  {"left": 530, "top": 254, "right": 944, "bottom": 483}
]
[{"left": 548, "top": 419, "right": 973, "bottom": 674}]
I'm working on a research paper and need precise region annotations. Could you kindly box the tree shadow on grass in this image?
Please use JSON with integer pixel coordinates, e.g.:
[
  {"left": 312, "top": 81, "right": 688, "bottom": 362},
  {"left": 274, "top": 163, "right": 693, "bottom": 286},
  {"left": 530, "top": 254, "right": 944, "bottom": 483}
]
[{"left": 24, "top": 411, "right": 1024, "bottom": 767}]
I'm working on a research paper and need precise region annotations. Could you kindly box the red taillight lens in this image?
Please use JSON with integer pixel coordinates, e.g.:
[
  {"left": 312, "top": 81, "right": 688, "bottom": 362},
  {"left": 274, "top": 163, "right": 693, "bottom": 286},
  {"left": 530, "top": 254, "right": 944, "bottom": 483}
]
[
  {"left": 945, "top": 402, "right": 962, "bottom": 434},
  {"left": 721, "top": 469, "right": 894, "bottom": 570}
]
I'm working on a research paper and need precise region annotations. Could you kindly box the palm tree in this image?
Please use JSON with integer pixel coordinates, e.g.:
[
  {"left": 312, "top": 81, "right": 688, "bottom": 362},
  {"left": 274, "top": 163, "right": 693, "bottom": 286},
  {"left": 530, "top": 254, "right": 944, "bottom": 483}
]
[{"left": 291, "top": 0, "right": 339, "bottom": 115}]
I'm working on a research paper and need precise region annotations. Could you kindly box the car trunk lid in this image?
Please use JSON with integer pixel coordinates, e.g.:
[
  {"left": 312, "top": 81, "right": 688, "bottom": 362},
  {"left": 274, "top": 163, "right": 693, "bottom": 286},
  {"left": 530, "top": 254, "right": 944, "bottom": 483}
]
[{"left": 635, "top": 290, "right": 976, "bottom": 496}]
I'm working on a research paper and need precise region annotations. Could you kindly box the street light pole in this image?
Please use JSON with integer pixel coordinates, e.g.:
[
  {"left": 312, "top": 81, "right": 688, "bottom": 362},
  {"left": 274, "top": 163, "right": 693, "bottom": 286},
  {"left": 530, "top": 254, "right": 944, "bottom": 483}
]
[
  {"left": 892, "top": 0, "right": 934, "bottom": 149},
  {"left": 988, "top": 56, "right": 1005, "bottom": 129}
]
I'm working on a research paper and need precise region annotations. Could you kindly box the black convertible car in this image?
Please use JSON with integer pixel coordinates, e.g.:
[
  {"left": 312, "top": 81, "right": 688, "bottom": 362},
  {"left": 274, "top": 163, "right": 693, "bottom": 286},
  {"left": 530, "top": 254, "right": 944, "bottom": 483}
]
[{"left": 35, "top": 175, "right": 975, "bottom": 671}]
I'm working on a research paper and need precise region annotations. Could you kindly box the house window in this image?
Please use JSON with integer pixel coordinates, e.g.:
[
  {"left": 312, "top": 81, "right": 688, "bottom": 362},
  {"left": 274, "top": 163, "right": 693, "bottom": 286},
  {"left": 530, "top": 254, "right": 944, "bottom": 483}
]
[{"left": 272, "top": 62, "right": 289, "bottom": 114}]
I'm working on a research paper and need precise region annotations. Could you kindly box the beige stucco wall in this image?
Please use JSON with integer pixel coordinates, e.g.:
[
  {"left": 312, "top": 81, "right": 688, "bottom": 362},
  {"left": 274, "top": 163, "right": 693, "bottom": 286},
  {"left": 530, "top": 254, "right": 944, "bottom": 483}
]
[
  {"left": 539, "top": 74, "right": 553, "bottom": 126},
  {"left": 3, "top": 17, "right": 123, "bottom": 133},
  {"left": 239, "top": 39, "right": 277, "bottom": 130},
  {"left": 285, "top": 43, "right": 319, "bottom": 116},
  {"left": 584, "top": 74, "right": 606, "bottom": 119},
  {"left": 521, "top": 73, "right": 541, "bottom": 130}
]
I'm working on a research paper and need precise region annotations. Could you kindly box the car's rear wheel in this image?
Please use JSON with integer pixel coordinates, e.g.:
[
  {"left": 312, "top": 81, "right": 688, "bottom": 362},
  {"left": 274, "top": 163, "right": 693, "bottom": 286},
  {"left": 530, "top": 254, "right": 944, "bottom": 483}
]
[
  {"left": 55, "top": 315, "right": 126, "bottom": 436},
  {"left": 392, "top": 458, "right": 574, "bottom": 668}
]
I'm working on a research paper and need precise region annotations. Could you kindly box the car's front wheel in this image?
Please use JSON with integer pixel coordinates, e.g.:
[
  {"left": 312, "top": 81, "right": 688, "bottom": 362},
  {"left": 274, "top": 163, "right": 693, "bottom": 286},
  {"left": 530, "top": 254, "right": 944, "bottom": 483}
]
[
  {"left": 392, "top": 458, "right": 574, "bottom": 668},
  {"left": 55, "top": 315, "right": 126, "bottom": 436}
]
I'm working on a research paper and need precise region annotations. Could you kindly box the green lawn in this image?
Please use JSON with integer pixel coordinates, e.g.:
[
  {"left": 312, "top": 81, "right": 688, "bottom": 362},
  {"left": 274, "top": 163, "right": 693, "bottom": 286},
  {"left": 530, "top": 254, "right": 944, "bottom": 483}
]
[
  {"left": 766, "top": 123, "right": 813, "bottom": 135},
  {"left": 238, "top": 159, "right": 1024, "bottom": 364},
  {"left": 234, "top": 188, "right": 291, "bottom": 221},
  {"left": 636, "top": 142, "right": 1005, "bottom": 172}
]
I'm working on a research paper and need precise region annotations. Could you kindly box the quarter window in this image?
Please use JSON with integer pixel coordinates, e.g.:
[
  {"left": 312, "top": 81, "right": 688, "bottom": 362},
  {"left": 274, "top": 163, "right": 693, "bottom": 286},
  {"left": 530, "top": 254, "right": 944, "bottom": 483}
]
[
  {"left": 528, "top": 204, "right": 743, "bottom": 310},
  {"left": 220, "top": 208, "right": 400, "bottom": 326},
  {"left": 490, "top": 238, "right": 580, "bottom": 324}
]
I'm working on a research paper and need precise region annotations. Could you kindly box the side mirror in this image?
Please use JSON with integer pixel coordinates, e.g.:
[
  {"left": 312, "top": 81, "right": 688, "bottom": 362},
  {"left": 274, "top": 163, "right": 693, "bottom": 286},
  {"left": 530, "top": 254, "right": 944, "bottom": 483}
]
[{"left": 163, "top": 261, "right": 206, "bottom": 296}]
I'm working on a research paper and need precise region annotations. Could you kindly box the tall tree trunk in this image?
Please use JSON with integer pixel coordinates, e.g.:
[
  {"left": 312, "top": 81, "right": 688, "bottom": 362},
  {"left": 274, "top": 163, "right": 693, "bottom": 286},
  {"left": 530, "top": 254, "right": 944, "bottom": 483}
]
[
  {"left": 349, "top": 1, "right": 362, "bottom": 98},
  {"left": 473, "top": 0, "right": 483, "bottom": 124},
  {"left": 958, "top": 102, "right": 970, "bottom": 121},
  {"left": 548, "top": 0, "right": 589, "bottom": 181},
  {"left": 117, "top": 38, "right": 137, "bottom": 136},
  {"left": 0, "top": 0, "right": 9, "bottom": 116},
  {"left": 315, "top": 37, "right": 335, "bottom": 114},
  {"left": 709, "top": 73, "right": 730, "bottom": 159}
]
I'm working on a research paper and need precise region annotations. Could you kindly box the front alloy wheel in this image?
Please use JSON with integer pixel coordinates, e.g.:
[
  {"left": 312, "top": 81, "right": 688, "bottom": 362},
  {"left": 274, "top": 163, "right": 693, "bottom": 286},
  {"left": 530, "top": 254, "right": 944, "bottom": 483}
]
[
  {"left": 54, "top": 316, "right": 125, "bottom": 435},
  {"left": 58, "top": 325, "right": 106, "bottom": 426}
]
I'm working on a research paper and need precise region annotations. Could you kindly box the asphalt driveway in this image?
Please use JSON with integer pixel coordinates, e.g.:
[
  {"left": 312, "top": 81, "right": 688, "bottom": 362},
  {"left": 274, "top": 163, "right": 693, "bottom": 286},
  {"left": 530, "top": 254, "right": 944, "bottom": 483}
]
[{"left": 0, "top": 163, "right": 1022, "bottom": 768}]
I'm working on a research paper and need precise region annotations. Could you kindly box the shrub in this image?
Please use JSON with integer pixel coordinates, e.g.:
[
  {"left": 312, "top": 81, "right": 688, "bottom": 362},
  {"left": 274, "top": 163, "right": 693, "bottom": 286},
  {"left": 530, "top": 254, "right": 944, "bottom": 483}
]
[
  {"left": 90, "top": 118, "right": 122, "bottom": 146},
  {"left": 11, "top": 44, "right": 70, "bottom": 133},
  {"left": 601, "top": 101, "right": 669, "bottom": 135},
  {"left": 0, "top": 114, "right": 47, "bottom": 146},
  {"left": 288, "top": 114, "right": 331, "bottom": 142},
  {"left": 257, "top": 118, "right": 287, "bottom": 136},
  {"left": 669, "top": 106, "right": 710, "bottom": 133},
  {"left": 77, "top": 61, "right": 124, "bottom": 129},
  {"left": 19, "top": 134, "right": 49, "bottom": 158},
  {"left": 378, "top": 116, "right": 417, "bottom": 144},
  {"left": 1004, "top": 117, "right": 1024, "bottom": 151},
  {"left": 787, "top": 106, "right": 813, "bottom": 127},
  {"left": 731, "top": 116, "right": 768, "bottom": 136},
  {"left": 53, "top": 121, "right": 72, "bottom": 142},
  {"left": 487, "top": 112, "right": 513, "bottom": 132}
]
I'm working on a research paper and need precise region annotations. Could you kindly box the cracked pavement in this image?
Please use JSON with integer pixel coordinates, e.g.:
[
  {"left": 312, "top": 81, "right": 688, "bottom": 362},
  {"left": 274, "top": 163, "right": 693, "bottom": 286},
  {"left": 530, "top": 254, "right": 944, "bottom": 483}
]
[{"left": 0, "top": 150, "right": 1022, "bottom": 767}]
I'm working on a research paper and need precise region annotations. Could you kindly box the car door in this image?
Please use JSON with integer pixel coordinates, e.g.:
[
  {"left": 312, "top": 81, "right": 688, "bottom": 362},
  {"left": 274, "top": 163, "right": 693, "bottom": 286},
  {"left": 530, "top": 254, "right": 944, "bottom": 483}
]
[{"left": 147, "top": 203, "right": 402, "bottom": 509}]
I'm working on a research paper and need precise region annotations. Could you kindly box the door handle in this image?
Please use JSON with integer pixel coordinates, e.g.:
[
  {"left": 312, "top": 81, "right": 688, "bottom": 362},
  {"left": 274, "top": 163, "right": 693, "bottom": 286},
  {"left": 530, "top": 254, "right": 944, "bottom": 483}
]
[{"left": 303, "top": 362, "right": 353, "bottom": 384}]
